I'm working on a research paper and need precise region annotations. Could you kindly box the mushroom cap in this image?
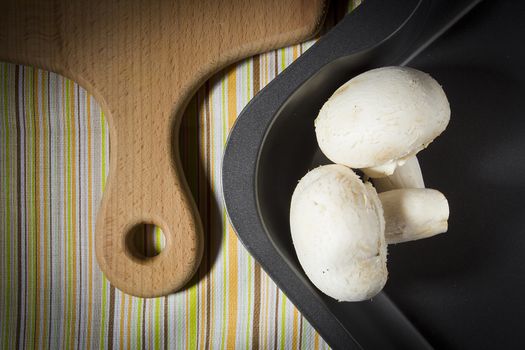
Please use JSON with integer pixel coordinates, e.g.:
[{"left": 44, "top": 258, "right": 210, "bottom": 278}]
[
  {"left": 290, "top": 164, "right": 387, "bottom": 302},
  {"left": 314, "top": 66, "right": 450, "bottom": 175}
]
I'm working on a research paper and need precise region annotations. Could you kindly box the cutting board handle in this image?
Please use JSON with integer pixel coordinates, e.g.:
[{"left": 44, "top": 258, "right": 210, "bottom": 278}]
[
  {"left": 96, "top": 142, "right": 203, "bottom": 297},
  {"left": 95, "top": 129, "right": 203, "bottom": 297}
]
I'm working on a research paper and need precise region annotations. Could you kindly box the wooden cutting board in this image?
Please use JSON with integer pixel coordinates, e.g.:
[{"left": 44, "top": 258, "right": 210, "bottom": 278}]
[{"left": 0, "top": 0, "right": 326, "bottom": 297}]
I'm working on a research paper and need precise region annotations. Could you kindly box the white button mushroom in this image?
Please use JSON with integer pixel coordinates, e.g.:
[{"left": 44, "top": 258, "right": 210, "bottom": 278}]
[
  {"left": 290, "top": 164, "right": 387, "bottom": 302},
  {"left": 314, "top": 66, "right": 450, "bottom": 177},
  {"left": 290, "top": 164, "right": 449, "bottom": 301}
]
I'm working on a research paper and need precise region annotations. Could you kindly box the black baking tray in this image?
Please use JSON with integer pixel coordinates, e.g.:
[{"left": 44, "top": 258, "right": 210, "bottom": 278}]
[{"left": 223, "top": 0, "right": 525, "bottom": 348}]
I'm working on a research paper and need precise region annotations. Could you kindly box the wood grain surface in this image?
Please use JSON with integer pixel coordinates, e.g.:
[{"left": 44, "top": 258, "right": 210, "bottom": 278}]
[{"left": 0, "top": 0, "right": 327, "bottom": 297}]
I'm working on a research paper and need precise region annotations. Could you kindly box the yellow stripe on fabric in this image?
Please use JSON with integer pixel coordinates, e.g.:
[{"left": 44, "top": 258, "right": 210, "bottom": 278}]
[
  {"left": 226, "top": 67, "right": 239, "bottom": 350},
  {"left": 220, "top": 76, "right": 228, "bottom": 350},
  {"left": 314, "top": 332, "right": 320, "bottom": 350}
]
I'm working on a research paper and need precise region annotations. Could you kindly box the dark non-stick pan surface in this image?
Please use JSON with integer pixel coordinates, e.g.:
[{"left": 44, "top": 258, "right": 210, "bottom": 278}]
[{"left": 223, "top": 0, "right": 525, "bottom": 348}]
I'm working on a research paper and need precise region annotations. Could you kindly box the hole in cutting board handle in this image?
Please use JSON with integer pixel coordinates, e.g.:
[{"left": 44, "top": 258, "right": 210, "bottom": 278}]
[{"left": 125, "top": 223, "right": 167, "bottom": 259}]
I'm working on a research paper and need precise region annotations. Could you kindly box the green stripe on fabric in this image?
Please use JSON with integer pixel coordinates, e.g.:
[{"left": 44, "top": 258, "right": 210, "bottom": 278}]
[
  {"left": 2, "top": 62, "right": 12, "bottom": 350},
  {"left": 280, "top": 49, "right": 286, "bottom": 72},
  {"left": 349, "top": 0, "right": 359, "bottom": 12},
  {"left": 154, "top": 298, "right": 161, "bottom": 350},
  {"left": 280, "top": 295, "right": 287, "bottom": 350},
  {"left": 136, "top": 298, "right": 143, "bottom": 350},
  {"left": 99, "top": 279, "right": 108, "bottom": 348},
  {"left": 26, "top": 67, "right": 31, "bottom": 348},
  {"left": 154, "top": 226, "right": 163, "bottom": 253},
  {"left": 189, "top": 285, "right": 198, "bottom": 349}
]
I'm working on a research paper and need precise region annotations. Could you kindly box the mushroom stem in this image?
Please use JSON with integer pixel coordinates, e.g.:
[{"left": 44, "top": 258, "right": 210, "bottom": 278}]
[
  {"left": 363, "top": 161, "right": 399, "bottom": 178},
  {"left": 379, "top": 188, "right": 449, "bottom": 244},
  {"left": 373, "top": 156, "right": 425, "bottom": 193}
]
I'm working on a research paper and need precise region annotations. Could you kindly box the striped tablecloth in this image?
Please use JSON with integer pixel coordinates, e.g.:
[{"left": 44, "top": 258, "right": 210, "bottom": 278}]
[{"left": 0, "top": 2, "right": 359, "bottom": 348}]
